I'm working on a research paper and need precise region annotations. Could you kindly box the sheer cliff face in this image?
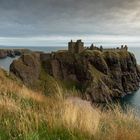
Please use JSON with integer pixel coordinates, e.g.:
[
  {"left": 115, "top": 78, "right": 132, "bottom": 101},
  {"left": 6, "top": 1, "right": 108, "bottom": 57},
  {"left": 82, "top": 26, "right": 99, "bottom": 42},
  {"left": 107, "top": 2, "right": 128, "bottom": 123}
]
[{"left": 10, "top": 50, "right": 140, "bottom": 102}]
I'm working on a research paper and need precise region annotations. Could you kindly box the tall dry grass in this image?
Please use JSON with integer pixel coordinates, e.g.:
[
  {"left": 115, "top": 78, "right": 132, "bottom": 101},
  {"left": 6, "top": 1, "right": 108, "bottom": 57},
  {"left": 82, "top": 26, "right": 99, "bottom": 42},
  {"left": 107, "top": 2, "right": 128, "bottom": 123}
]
[
  {"left": 0, "top": 68, "right": 140, "bottom": 140},
  {"left": 62, "top": 98, "right": 100, "bottom": 135}
]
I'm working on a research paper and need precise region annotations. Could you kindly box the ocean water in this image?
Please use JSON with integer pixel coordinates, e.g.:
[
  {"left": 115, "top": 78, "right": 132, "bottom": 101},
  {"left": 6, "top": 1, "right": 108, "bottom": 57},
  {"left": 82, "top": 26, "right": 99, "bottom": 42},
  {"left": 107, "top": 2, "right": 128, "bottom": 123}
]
[
  {"left": 0, "top": 46, "right": 140, "bottom": 111},
  {"left": 0, "top": 56, "right": 20, "bottom": 71},
  {"left": 121, "top": 48, "right": 140, "bottom": 111}
]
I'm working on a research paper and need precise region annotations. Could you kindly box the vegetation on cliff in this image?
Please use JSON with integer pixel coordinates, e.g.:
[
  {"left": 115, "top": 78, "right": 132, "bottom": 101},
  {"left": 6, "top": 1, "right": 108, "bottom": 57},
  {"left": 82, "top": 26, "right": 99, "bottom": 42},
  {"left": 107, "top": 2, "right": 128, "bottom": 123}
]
[
  {"left": 0, "top": 68, "right": 140, "bottom": 140},
  {"left": 10, "top": 50, "right": 140, "bottom": 102}
]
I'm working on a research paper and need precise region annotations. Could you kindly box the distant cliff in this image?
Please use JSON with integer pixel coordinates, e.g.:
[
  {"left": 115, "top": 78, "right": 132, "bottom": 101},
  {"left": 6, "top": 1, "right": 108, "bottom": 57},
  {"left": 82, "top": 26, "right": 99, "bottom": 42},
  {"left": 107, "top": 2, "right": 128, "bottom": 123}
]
[
  {"left": 10, "top": 49, "right": 140, "bottom": 102},
  {"left": 0, "top": 49, "right": 32, "bottom": 58}
]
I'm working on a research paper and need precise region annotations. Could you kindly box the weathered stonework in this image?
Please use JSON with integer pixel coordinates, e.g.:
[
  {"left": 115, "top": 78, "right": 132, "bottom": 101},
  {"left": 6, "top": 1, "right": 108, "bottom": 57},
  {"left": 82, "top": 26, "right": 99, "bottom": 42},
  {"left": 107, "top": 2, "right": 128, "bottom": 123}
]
[
  {"left": 68, "top": 39, "right": 128, "bottom": 54},
  {"left": 68, "top": 40, "right": 85, "bottom": 53}
]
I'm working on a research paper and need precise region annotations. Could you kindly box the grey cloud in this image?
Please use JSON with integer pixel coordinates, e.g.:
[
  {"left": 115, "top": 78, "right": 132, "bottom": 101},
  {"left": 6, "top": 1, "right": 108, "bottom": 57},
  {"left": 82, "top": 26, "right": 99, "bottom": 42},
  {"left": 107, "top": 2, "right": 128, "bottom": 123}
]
[{"left": 0, "top": 0, "right": 140, "bottom": 37}]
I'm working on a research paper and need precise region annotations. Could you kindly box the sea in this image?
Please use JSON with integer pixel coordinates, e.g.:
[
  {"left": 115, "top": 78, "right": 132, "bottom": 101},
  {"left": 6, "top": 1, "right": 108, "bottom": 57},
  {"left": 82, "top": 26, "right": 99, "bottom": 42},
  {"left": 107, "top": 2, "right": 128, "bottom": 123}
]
[{"left": 0, "top": 46, "right": 140, "bottom": 112}]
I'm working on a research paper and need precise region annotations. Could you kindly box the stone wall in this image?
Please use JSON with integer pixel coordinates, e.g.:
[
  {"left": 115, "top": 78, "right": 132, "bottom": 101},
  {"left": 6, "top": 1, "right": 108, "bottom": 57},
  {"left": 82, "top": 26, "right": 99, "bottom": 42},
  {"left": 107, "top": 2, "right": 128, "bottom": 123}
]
[
  {"left": 68, "top": 40, "right": 84, "bottom": 53},
  {"left": 68, "top": 40, "right": 128, "bottom": 54},
  {"left": 89, "top": 45, "right": 128, "bottom": 52}
]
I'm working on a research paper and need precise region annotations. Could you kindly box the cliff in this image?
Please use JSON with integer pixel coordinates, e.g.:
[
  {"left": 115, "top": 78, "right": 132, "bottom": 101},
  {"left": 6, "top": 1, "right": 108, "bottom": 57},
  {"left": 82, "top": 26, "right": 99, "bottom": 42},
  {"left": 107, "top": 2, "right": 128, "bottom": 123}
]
[
  {"left": 10, "top": 50, "right": 140, "bottom": 102},
  {"left": 0, "top": 49, "right": 32, "bottom": 58}
]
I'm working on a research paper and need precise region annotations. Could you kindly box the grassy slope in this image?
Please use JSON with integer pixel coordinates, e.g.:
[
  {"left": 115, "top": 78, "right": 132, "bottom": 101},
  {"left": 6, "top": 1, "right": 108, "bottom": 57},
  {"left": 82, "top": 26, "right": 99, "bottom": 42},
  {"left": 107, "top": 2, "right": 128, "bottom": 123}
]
[{"left": 0, "top": 69, "right": 140, "bottom": 140}]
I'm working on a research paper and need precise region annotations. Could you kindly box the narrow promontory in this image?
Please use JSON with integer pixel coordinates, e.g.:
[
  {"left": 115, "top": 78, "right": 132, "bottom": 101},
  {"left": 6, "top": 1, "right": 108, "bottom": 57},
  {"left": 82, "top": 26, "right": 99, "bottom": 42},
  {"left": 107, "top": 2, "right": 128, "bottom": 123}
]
[{"left": 10, "top": 40, "right": 140, "bottom": 102}]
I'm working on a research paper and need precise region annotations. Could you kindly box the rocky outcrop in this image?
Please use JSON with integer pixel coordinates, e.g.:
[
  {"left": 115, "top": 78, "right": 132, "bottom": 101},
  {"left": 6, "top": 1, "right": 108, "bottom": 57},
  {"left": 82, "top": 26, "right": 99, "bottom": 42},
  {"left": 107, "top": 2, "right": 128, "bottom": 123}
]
[
  {"left": 10, "top": 53, "right": 41, "bottom": 88},
  {"left": 0, "top": 49, "right": 31, "bottom": 58},
  {"left": 0, "top": 50, "right": 8, "bottom": 58},
  {"left": 10, "top": 50, "right": 140, "bottom": 102}
]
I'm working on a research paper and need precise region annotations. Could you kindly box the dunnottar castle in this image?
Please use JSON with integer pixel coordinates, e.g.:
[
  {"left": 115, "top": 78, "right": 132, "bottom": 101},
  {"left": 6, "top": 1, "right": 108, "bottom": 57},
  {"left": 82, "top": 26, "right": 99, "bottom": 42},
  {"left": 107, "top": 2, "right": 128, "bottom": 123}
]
[
  {"left": 41, "top": 39, "right": 128, "bottom": 61},
  {"left": 68, "top": 39, "right": 128, "bottom": 53}
]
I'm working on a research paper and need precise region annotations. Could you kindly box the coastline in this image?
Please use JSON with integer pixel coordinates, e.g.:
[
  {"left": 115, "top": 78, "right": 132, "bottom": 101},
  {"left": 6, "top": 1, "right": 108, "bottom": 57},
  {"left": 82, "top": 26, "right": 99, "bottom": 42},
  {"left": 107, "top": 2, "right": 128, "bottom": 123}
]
[{"left": 0, "top": 47, "right": 139, "bottom": 105}]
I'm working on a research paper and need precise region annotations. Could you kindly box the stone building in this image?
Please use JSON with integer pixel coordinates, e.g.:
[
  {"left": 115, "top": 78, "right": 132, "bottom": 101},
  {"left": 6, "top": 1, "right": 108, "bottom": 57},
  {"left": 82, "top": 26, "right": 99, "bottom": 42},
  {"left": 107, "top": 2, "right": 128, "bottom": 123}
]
[
  {"left": 68, "top": 40, "right": 128, "bottom": 53},
  {"left": 90, "top": 44, "right": 128, "bottom": 52},
  {"left": 68, "top": 40, "right": 85, "bottom": 53}
]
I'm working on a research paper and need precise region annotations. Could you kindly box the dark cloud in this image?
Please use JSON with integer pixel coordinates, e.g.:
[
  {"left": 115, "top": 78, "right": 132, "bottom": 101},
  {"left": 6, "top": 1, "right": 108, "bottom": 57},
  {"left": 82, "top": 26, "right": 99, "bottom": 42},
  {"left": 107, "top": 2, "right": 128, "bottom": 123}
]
[{"left": 0, "top": 0, "right": 140, "bottom": 38}]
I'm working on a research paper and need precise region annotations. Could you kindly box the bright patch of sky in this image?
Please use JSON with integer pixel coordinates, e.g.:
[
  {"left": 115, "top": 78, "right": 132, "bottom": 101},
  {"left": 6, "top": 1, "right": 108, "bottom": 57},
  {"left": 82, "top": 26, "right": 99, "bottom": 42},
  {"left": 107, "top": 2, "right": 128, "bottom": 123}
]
[{"left": 0, "top": 35, "right": 140, "bottom": 47}]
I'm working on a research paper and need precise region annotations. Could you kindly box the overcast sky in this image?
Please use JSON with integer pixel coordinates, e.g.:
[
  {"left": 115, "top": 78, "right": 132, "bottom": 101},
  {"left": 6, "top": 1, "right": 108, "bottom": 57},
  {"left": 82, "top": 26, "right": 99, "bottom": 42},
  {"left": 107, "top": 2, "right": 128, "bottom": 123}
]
[{"left": 0, "top": 0, "right": 140, "bottom": 46}]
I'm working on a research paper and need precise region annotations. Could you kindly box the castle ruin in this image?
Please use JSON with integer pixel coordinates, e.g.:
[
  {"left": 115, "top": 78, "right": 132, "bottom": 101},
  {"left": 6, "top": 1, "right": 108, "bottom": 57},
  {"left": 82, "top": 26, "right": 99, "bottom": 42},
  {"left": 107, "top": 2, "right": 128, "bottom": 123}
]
[
  {"left": 68, "top": 39, "right": 128, "bottom": 53},
  {"left": 68, "top": 40, "right": 85, "bottom": 53}
]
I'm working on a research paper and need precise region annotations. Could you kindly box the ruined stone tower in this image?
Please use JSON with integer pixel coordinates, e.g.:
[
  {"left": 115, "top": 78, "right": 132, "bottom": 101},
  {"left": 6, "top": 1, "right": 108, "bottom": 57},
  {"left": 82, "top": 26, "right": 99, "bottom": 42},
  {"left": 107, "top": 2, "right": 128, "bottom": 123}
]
[{"left": 68, "top": 40, "right": 84, "bottom": 53}]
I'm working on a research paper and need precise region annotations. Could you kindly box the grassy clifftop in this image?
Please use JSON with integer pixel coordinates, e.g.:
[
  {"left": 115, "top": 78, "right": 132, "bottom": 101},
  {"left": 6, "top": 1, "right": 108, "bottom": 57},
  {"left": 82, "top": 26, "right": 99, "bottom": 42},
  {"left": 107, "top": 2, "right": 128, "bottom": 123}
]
[{"left": 0, "top": 68, "right": 140, "bottom": 140}]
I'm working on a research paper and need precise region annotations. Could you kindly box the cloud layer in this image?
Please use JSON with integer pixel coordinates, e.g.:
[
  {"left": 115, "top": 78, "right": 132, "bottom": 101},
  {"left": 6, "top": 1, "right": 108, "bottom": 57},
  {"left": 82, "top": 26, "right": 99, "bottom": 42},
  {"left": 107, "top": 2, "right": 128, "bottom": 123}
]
[{"left": 0, "top": 0, "right": 140, "bottom": 46}]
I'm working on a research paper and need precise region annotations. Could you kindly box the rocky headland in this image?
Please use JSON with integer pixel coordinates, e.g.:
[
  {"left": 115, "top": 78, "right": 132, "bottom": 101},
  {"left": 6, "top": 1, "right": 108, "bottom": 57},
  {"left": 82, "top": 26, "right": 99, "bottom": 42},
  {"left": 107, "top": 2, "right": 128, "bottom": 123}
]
[
  {"left": 10, "top": 40, "right": 140, "bottom": 102},
  {"left": 0, "top": 49, "right": 32, "bottom": 58}
]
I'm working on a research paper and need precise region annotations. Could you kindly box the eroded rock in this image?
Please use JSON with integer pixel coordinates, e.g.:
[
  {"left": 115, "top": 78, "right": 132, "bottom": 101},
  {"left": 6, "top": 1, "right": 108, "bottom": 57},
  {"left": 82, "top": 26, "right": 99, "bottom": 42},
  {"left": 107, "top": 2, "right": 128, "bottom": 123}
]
[{"left": 10, "top": 50, "right": 140, "bottom": 102}]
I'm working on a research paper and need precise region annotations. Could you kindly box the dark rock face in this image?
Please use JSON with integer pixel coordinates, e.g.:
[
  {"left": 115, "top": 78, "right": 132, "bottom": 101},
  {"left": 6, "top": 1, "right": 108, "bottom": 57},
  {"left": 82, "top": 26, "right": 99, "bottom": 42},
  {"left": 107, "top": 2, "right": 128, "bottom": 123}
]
[
  {"left": 10, "top": 53, "right": 41, "bottom": 87},
  {"left": 10, "top": 50, "right": 140, "bottom": 102},
  {"left": 7, "top": 50, "right": 16, "bottom": 57}
]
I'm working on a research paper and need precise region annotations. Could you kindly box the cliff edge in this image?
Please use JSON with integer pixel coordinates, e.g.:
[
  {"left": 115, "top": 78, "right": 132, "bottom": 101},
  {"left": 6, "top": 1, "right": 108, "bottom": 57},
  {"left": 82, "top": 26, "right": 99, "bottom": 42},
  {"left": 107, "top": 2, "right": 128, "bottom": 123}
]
[{"left": 10, "top": 49, "right": 140, "bottom": 102}]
